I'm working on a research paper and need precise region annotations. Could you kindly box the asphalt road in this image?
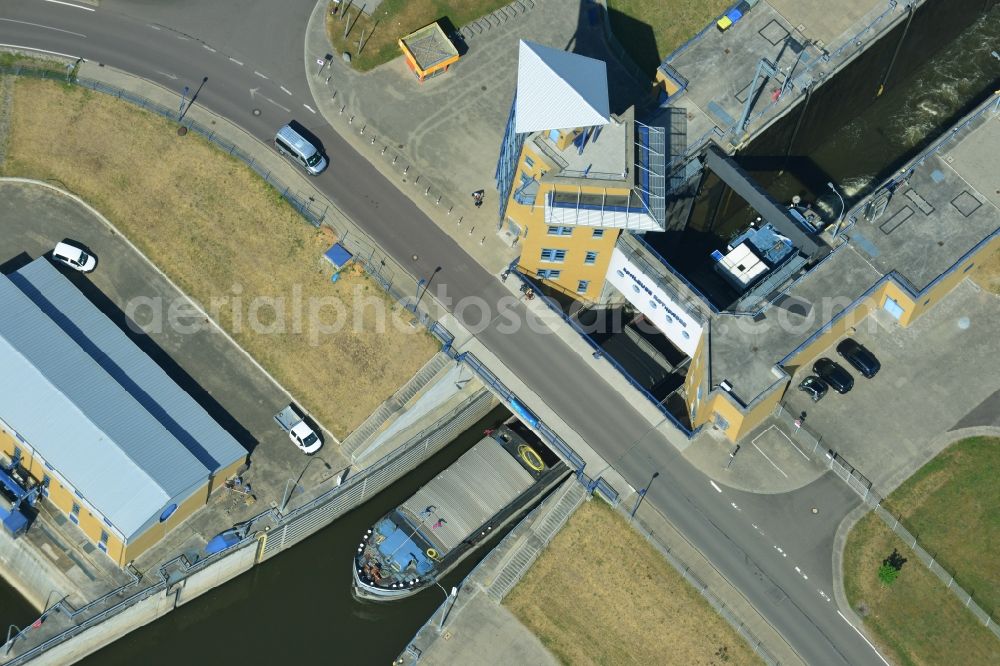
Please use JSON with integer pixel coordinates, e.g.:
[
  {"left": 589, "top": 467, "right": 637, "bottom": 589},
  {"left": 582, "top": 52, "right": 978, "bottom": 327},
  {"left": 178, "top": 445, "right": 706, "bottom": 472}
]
[{"left": 0, "top": 2, "right": 887, "bottom": 664}]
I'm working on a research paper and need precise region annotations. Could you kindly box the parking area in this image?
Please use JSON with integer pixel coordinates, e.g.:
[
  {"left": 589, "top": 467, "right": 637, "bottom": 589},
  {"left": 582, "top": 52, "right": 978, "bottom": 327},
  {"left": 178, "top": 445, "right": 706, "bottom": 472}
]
[
  {"left": 780, "top": 279, "right": 1000, "bottom": 492},
  {"left": 0, "top": 181, "right": 350, "bottom": 570}
]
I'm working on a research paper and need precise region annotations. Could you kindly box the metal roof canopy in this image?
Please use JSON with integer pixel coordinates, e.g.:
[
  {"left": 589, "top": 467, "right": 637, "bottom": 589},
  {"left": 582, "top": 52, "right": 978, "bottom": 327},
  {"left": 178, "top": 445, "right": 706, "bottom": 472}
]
[
  {"left": 0, "top": 259, "right": 245, "bottom": 539},
  {"left": 515, "top": 40, "right": 610, "bottom": 133},
  {"left": 704, "top": 145, "right": 822, "bottom": 257}
]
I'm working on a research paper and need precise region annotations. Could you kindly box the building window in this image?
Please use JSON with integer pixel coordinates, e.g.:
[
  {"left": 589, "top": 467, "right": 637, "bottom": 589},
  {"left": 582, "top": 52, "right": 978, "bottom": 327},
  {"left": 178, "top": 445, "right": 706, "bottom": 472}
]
[
  {"left": 923, "top": 298, "right": 931, "bottom": 306},
  {"left": 713, "top": 414, "right": 730, "bottom": 431},
  {"left": 963, "top": 263, "right": 974, "bottom": 273},
  {"left": 12, "top": 446, "right": 21, "bottom": 462},
  {"left": 104, "top": 517, "right": 113, "bottom": 527},
  {"left": 44, "top": 461, "right": 53, "bottom": 470},
  {"left": 41, "top": 474, "right": 50, "bottom": 497},
  {"left": 70, "top": 503, "right": 80, "bottom": 525},
  {"left": 540, "top": 248, "right": 567, "bottom": 263},
  {"left": 524, "top": 156, "right": 534, "bottom": 168},
  {"left": 585, "top": 251, "right": 598, "bottom": 265},
  {"left": 99, "top": 530, "right": 109, "bottom": 553},
  {"left": 75, "top": 489, "right": 84, "bottom": 499},
  {"left": 547, "top": 225, "right": 573, "bottom": 236},
  {"left": 592, "top": 229, "right": 605, "bottom": 239},
  {"left": 577, "top": 280, "right": 590, "bottom": 294},
  {"left": 537, "top": 269, "right": 561, "bottom": 280},
  {"left": 159, "top": 504, "right": 178, "bottom": 522}
]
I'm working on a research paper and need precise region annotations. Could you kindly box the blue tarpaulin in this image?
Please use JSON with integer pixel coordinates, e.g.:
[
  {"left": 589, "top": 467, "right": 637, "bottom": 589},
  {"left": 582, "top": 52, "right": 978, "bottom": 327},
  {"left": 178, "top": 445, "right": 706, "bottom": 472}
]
[{"left": 324, "top": 243, "right": 353, "bottom": 268}]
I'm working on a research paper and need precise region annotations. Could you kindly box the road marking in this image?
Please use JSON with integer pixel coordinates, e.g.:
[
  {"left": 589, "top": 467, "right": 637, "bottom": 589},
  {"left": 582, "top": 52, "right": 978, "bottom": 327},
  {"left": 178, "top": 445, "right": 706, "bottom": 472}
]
[
  {"left": 40, "top": 0, "right": 95, "bottom": 11},
  {"left": 752, "top": 441, "right": 788, "bottom": 478},
  {"left": 779, "top": 428, "right": 811, "bottom": 460},
  {"left": 0, "top": 43, "right": 81, "bottom": 60},
  {"left": 303, "top": 103, "right": 316, "bottom": 114},
  {"left": 155, "top": 71, "right": 178, "bottom": 80},
  {"left": 837, "top": 611, "right": 891, "bottom": 666},
  {"left": 254, "top": 71, "right": 269, "bottom": 79},
  {"left": 279, "top": 85, "right": 292, "bottom": 95},
  {"left": 264, "top": 96, "right": 291, "bottom": 113},
  {"left": 709, "top": 480, "right": 722, "bottom": 493},
  {"left": 229, "top": 57, "right": 244, "bottom": 66},
  {"left": 0, "top": 19, "right": 86, "bottom": 37},
  {"left": 730, "top": 502, "right": 740, "bottom": 511},
  {"left": 202, "top": 44, "right": 217, "bottom": 53},
  {"left": 148, "top": 24, "right": 162, "bottom": 31},
  {"left": 249, "top": 87, "right": 259, "bottom": 99}
]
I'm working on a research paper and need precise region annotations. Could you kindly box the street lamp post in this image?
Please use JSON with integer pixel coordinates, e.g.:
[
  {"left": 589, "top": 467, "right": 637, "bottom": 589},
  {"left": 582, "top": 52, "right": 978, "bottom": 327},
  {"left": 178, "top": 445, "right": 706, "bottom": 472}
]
[
  {"left": 435, "top": 582, "right": 458, "bottom": 633},
  {"left": 828, "top": 181, "right": 846, "bottom": 239},
  {"left": 630, "top": 472, "right": 659, "bottom": 520}
]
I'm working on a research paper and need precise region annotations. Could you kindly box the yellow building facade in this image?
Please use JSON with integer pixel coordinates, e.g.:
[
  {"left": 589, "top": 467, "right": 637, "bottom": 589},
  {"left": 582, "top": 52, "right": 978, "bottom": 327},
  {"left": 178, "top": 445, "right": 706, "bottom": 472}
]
[{"left": 496, "top": 41, "right": 667, "bottom": 303}]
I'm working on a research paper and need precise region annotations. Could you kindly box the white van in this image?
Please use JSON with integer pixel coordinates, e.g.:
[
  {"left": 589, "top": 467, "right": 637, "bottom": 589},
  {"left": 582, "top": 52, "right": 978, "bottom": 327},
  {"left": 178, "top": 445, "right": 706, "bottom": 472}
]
[
  {"left": 274, "top": 124, "right": 327, "bottom": 175},
  {"left": 52, "top": 242, "right": 97, "bottom": 272}
]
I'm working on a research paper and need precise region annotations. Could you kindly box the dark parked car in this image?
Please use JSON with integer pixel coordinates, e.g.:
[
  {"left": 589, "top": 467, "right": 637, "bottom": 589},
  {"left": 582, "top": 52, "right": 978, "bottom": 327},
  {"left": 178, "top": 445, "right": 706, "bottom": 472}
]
[
  {"left": 813, "top": 358, "right": 854, "bottom": 394},
  {"left": 797, "top": 375, "right": 828, "bottom": 402},
  {"left": 837, "top": 338, "right": 880, "bottom": 378}
]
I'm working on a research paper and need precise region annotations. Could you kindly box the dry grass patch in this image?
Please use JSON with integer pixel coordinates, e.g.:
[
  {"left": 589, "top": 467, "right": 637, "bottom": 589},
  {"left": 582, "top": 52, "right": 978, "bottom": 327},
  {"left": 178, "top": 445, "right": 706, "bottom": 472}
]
[
  {"left": 969, "top": 246, "right": 1000, "bottom": 294},
  {"left": 2, "top": 78, "right": 436, "bottom": 438},
  {"left": 505, "top": 500, "right": 760, "bottom": 665},
  {"left": 843, "top": 513, "right": 1000, "bottom": 666},
  {"left": 326, "top": 0, "right": 508, "bottom": 72},
  {"left": 608, "top": 0, "right": 731, "bottom": 75}
]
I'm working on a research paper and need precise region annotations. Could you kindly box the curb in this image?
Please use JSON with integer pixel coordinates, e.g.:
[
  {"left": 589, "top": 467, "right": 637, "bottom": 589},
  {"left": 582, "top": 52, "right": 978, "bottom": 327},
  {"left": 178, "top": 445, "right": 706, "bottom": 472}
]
[{"left": 0, "top": 177, "right": 342, "bottom": 449}]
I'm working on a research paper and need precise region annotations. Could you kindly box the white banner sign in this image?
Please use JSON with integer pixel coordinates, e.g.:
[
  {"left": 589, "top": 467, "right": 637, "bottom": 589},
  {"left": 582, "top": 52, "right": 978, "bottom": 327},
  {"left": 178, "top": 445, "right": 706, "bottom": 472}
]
[{"left": 606, "top": 248, "right": 703, "bottom": 357}]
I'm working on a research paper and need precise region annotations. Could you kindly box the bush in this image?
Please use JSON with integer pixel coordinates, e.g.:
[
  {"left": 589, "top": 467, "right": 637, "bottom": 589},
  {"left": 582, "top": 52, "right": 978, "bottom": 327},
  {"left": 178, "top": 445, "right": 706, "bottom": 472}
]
[{"left": 878, "top": 563, "right": 900, "bottom": 586}]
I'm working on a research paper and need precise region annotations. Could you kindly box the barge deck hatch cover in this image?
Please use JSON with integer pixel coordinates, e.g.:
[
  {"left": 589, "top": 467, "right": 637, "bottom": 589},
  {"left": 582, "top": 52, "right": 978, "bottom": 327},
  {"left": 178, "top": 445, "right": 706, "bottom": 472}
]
[{"left": 399, "top": 435, "right": 534, "bottom": 556}]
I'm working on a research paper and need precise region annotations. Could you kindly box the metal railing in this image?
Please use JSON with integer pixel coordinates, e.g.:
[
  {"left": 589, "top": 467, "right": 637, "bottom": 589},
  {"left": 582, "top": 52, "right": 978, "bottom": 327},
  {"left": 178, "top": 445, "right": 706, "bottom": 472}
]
[
  {"left": 454, "top": 351, "right": 587, "bottom": 472},
  {"left": 772, "top": 404, "right": 999, "bottom": 637}
]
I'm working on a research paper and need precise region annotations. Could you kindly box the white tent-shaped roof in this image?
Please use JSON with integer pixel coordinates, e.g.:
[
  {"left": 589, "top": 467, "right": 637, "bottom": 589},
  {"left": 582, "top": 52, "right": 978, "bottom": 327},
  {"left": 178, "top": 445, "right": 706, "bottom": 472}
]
[{"left": 514, "top": 40, "right": 610, "bottom": 134}]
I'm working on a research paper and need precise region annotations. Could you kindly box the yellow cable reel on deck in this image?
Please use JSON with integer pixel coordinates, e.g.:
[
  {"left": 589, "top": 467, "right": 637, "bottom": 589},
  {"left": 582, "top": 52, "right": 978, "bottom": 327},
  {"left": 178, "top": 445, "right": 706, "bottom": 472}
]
[
  {"left": 518, "top": 444, "right": 545, "bottom": 471},
  {"left": 426, "top": 548, "right": 439, "bottom": 560}
]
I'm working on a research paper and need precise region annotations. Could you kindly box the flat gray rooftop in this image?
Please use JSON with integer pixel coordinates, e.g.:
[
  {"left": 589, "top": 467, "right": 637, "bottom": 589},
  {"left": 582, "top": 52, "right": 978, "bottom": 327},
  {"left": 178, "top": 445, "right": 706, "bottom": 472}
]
[
  {"left": 533, "top": 111, "right": 630, "bottom": 185},
  {"left": 848, "top": 110, "right": 1000, "bottom": 290},
  {"left": 709, "top": 245, "right": 881, "bottom": 404}
]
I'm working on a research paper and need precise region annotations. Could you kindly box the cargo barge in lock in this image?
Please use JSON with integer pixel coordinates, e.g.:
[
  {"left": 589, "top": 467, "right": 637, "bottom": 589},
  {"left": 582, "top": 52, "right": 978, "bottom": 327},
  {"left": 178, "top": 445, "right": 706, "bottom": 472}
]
[{"left": 352, "top": 419, "right": 568, "bottom": 600}]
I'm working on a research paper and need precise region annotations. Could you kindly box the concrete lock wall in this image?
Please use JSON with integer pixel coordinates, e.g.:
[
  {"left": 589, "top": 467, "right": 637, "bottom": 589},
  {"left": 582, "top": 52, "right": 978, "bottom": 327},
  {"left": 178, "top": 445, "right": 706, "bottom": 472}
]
[
  {"left": 174, "top": 542, "right": 257, "bottom": 606},
  {"left": 31, "top": 588, "right": 177, "bottom": 666}
]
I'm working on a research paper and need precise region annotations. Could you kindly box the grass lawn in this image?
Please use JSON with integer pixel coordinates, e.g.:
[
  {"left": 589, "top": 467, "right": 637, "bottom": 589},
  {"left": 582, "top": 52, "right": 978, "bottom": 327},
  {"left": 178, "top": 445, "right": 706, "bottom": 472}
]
[
  {"left": 2, "top": 79, "right": 436, "bottom": 438},
  {"left": 608, "top": 0, "right": 730, "bottom": 75},
  {"left": 326, "top": 0, "right": 508, "bottom": 72},
  {"left": 879, "top": 436, "right": 1000, "bottom": 615},
  {"left": 843, "top": 514, "right": 1000, "bottom": 666},
  {"left": 969, "top": 246, "right": 1000, "bottom": 294},
  {"left": 505, "top": 500, "right": 761, "bottom": 665}
]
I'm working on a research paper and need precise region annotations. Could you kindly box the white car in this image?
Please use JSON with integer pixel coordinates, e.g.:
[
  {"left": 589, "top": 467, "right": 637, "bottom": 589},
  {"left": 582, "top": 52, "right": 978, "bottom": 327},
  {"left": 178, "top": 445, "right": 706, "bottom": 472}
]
[
  {"left": 274, "top": 404, "right": 322, "bottom": 455},
  {"left": 52, "top": 242, "right": 97, "bottom": 272}
]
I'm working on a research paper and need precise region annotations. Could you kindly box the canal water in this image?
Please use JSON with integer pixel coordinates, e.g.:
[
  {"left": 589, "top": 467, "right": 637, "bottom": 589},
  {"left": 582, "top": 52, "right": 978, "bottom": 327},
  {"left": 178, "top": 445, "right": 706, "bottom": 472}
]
[
  {"left": 665, "top": 0, "right": 1000, "bottom": 258},
  {"left": 0, "top": 575, "right": 37, "bottom": 638},
  {"left": 80, "top": 406, "right": 508, "bottom": 666}
]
